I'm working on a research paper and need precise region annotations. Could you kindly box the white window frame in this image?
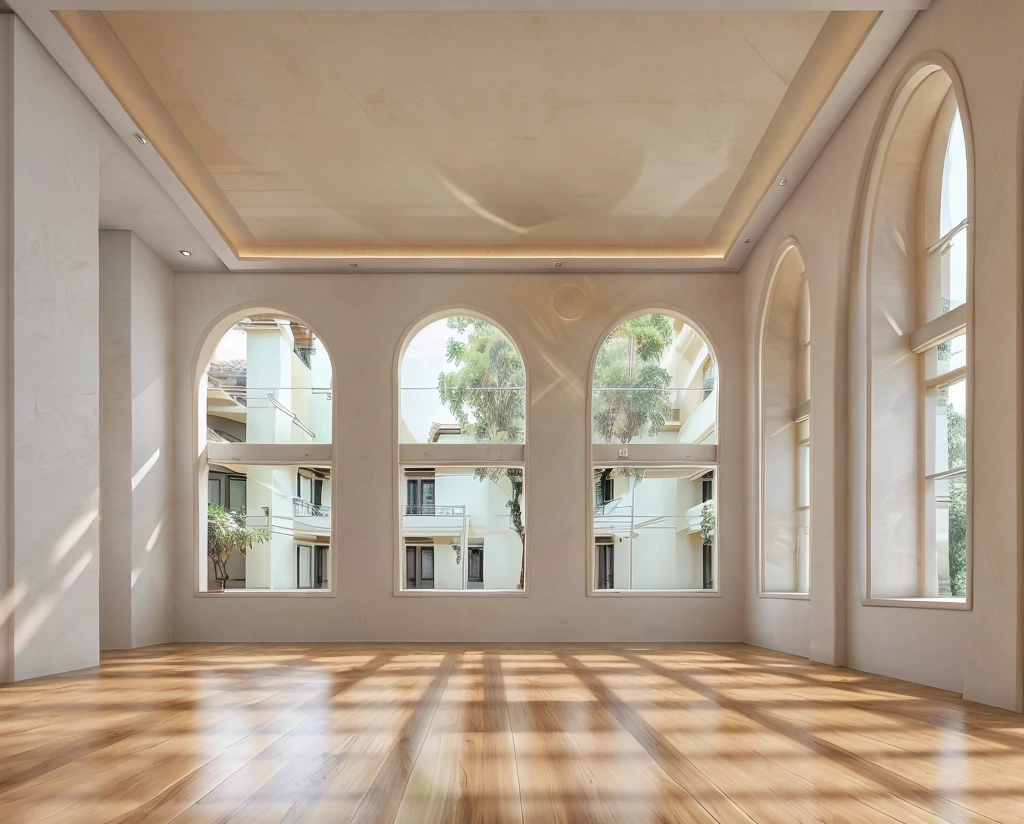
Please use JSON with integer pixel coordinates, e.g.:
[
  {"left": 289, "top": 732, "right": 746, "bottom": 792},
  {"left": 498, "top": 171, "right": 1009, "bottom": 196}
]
[
  {"left": 394, "top": 313, "right": 529, "bottom": 597},
  {"left": 861, "top": 64, "right": 973, "bottom": 610},
  {"left": 194, "top": 313, "right": 336, "bottom": 598},
  {"left": 586, "top": 311, "right": 721, "bottom": 598}
]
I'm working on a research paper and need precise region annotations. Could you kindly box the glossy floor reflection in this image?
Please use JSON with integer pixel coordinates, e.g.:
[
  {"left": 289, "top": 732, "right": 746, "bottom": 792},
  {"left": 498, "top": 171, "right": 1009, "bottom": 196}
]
[{"left": 2, "top": 643, "right": 1024, "bottom": 822}]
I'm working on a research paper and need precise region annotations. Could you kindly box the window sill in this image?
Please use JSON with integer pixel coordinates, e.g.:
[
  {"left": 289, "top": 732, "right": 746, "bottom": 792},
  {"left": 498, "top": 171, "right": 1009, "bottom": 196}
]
[
  {"left": 194, "top": 588, "right": 335, "bottom": 598},
  {"left": 759, "top": 591, "right": 810, "bottom": 601},
  {"left": 588, "top": 589, "right": 721, "bottom": 598},
  {"left": 862, "top": 596, "right": 970, "bottom": 611},
  {"left": 394, "top": 588, "right": 529, "bottom": 598}
]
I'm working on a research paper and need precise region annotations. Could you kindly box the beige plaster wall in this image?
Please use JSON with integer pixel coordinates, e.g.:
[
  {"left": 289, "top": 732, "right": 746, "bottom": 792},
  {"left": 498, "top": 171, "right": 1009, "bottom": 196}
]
[
  {"left": 172, "top": 272, "right": 745, "bottom": 643},
  {"left": 743, "top": 0, "right": 1023, "bottom": 710}
]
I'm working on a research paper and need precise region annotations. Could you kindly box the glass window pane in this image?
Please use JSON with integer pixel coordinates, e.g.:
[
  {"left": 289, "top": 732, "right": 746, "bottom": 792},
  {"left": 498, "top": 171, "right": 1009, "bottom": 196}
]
[
  {"left": 592, "top": 314, "right": 716, "bottom": 446},
  {"left": 941, "top": 108, "right": 968, "bottom": 238},
  {"left": 206, "top": 316, "right": 332, "bottom": 445},
  {"left": 931, "top": 378, "right": 967, "bottom": 474},
  {"left": 798, "top": 443, "right": 811, "bottom": 509},
  {"left": 931, "top": 473, "right": 967, "bottom": 598},
  {"left": 205, "top": 463, "right": 331, "bottom": 591},
  {"left": 930, "top": 225, "right": 968, "bottom": 316},
  {"left": 400, "top": 466, "right": 525, "bottom": 590},
  {"left": 592, "top": 466, "right": 716, "bottom": 591},
  {"left": 933, "top": 334, "right": 966, "bottom": 380},
  {"left": 400, "top": 317, "right": 524, "bottom": 444}
]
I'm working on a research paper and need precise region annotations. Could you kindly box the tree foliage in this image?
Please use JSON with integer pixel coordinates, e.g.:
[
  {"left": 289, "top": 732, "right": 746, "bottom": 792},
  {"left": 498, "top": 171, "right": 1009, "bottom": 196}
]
[
  {"left": 592, "top": 314, "right": 674, "bottom": 443},
  {"left": 437, "top": 317, "right": 524, "bottom": 443},
  {"left": 946, "top": 407, "right": 967, "bottom": 597},
  {"left": 207, "top": 504, "right": 271, "bottom": 588}
]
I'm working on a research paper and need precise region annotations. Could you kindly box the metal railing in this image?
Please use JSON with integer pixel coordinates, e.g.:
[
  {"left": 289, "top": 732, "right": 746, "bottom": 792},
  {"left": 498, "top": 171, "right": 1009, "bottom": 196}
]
[
  {"left": 293, "top": 498, "right": 331, "bottom": 517},
  {"left": 403, "top": 504, "right": 466, "bottom": 517}
]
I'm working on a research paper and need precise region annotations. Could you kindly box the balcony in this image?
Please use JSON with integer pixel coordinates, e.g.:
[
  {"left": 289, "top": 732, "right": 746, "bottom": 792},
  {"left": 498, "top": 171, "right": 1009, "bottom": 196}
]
[
  {"left": 402, "top": 504, "right": 467, "bottom": 537},
  {"left": 293, "top": 497, "right": 331, "bottom": 534}
]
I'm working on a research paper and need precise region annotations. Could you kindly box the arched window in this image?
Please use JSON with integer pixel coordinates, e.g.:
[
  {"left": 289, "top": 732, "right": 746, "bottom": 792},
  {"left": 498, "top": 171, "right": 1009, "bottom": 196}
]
[
  {"left": 864, "top": 63, "right": 971, "bottom": 603},
  {"left": 760, "top": 247, "right": 811, "bottom": 595},
  {"left": 200, "top": 315, "right": 333, "bottom": 592},
  {"left": 590, "top": 313, "right": 718, "bottom": 593},
  {"left": 398, "top": 315, "right": 526, "bottom": 592}
]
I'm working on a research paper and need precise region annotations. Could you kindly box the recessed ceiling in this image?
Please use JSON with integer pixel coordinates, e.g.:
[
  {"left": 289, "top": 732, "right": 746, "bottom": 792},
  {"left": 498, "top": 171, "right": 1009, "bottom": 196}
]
[{"left": 57, "top": 8, "right": 880, "bottom": 261}]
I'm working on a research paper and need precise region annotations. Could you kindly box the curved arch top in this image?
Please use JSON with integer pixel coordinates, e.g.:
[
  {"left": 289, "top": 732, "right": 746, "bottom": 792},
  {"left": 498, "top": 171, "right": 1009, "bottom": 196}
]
[
  {"left": 590, "top": 309, "right": 718, "bottom": 448},
  {"left": 398, "top": 310, "right": 527, "bottom": 446},
  {"left": 758, "top": 242, "right": 812, "bottom": 596},
  {"left": 856, "top": 52, "right": 973, "bottom": 606}
]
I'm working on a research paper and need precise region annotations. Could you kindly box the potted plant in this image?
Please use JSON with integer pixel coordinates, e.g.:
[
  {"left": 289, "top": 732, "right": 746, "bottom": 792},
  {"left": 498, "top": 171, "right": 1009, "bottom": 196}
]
[{"left": 207, "top": 504, "right": 271, "bottom": 591}]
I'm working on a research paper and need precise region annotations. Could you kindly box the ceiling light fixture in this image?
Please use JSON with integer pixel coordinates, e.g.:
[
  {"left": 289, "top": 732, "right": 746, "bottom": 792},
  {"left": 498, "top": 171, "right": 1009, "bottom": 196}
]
[
  {"left": 554, "top": 261, "right": 562, "bottom": 267},
  {"left": 744, "top": 238, "right": 751, "bottom": 244},
  {"left": 179, "top": 249, "right": 191, "bottom": 257},
  {"left": 349, "top": 263, "right": 358, "bottom": 268},
  {"left": 779, "top": 178, "right": 788, "bottom": 187},
  {"left": 133, "top": 132, "right": 148, "bottom": 145}
]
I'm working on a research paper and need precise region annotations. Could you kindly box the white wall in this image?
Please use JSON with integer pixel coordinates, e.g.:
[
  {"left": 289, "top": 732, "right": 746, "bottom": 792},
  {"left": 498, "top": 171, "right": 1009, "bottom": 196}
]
[
  {"left": 128, "top": 235, "right": 174, "bottom": 647},
  {"left": 743, "top": 0, "right": 1024, "bottom": 710},
  {"left": 99, "top": 230, "right": 175, "bottom": 650},
  {"left": 174, "top": 272, "right": 744, "bottom": 643},
  {"left": 4, "top": 17, "right": 100, "bottom": 680},
  {"left": 99, "top": 230, "right": 133, "bottom": 650}
]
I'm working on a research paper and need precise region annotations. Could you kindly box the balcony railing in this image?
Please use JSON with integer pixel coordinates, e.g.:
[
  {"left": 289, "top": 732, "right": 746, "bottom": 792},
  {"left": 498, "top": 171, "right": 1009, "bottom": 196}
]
[
  {"left": 403, "top": 504, "right": 466, "bottom": 517},
  {"left": 293, "top": 498, "right": 330, "bottom": 517}
]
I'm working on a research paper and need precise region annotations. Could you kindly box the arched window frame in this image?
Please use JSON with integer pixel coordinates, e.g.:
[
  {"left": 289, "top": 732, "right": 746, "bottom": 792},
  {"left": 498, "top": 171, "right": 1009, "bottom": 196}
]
[
  {"left": 758, "top": 241, "right": 812, "bottom": 599},
  {"left": 193, "top": 307, "right": 335, "bottom": 596},
  {"left": 394, "top": 309, "right": 529, "bottom": 596},
  {"left": 859, "top": 56, "right": 974, "bottom": 609},
  {"left": 586, "top": 309, "right": 721, "bottom": 597}
]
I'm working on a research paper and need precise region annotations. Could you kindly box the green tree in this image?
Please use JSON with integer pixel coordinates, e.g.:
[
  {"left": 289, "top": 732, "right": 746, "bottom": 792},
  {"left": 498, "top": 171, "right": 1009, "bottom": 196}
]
[
  {"left": 946, "top": 407, "right": 967, "bottom": 597},
  {"left": 207, "top": 504, "right": 271, "bottom": 590},
  {"left": 438, "top": 317, "right": 527, "bottom": 588},
  {"left": 592, "top": 314, "right": 674, "bottom": 443},
  {"left": 437, "top": 317, "right": 524, "bottom": 443}
]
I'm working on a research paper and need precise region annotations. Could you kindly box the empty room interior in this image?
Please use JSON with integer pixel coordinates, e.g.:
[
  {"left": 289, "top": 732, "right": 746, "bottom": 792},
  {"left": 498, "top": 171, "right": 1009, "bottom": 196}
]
[{"left": 3, "top": 0, "right": 1024, "bottom": 820}]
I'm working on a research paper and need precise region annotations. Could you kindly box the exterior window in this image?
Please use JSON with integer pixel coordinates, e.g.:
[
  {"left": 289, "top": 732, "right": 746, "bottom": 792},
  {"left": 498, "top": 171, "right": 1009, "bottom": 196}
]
[
  {"left": 467, "top": 546, "right": 484, "bottom": 587},
  {"left": 866, "top": 68, "right": 970, "bottom": 602},
  {"left": 200, "top": 315, "right": 332, "bottom": 592},
  {"left": 591, "top": 314, "right": 718, "bottom": 593},
  {"left": 760, "top": 249, "right": 811, "bottom": 595},
  {"left": 398, "top": 316, "right": 526, "bottom": 591},
  {"left": 405, "top": 544, "right": 435, "bottom": 589}
]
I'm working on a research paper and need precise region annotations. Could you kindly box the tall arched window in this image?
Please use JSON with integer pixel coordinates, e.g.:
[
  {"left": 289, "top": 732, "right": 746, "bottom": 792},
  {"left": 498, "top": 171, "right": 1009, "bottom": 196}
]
[
  {"left": 590, "top": 313, "right": 718, "bottom": 593},
  {"left": 760, "top": 247, "right": 811, "bottom": 595},
  {"left": 864, "top": 63, "right": 971, "bottom": 603},
  {"left": 200, "top": 315, "right": 333, "bottom": 592},
  {"left": 398, "top": 315, "right": 526, "bottom": 592}
]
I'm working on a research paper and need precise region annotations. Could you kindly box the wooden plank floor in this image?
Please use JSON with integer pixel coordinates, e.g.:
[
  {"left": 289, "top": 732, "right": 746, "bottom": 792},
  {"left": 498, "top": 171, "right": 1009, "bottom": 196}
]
[{"left": 2, "top": 644, "right": 1024, "bottom": 823}]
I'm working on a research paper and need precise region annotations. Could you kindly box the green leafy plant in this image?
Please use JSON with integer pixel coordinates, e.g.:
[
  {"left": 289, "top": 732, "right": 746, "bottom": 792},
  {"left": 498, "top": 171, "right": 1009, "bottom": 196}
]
[
  {"left": 437, "top": 317, "right": 524, "bottom": 444},
  {"left": 592, "top": 314, "right": 673, "bottom": 443},
  {"left": 946, "top": 407, "right": 967, "bottom": 597},
  {"left": 207, "top": 504, "right": 271, "bottom": 589},
  {"left": 701, "top": 501, "right": 716, "bottom": 548}
]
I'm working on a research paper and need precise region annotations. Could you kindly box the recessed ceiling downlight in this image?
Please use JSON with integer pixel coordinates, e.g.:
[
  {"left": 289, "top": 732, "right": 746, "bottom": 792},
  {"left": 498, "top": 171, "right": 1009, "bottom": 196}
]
[
  {"left": 179, "top": 250, "right": 191, "bottom": 257},
  {"left": 133, "top": 132, "right": 148, "bottom": 145}
]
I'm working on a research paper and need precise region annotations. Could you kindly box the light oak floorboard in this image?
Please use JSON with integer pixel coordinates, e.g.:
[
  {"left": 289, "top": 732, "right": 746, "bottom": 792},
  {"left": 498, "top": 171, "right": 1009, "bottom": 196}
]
[{"left": 0, "top": 643, "right": 1022, "bottom": 823}]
